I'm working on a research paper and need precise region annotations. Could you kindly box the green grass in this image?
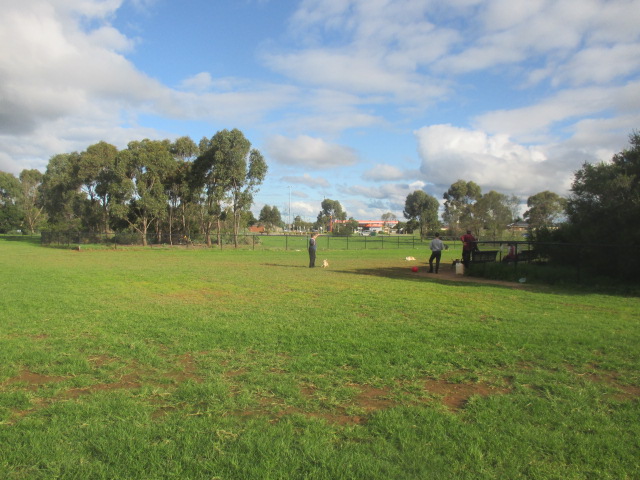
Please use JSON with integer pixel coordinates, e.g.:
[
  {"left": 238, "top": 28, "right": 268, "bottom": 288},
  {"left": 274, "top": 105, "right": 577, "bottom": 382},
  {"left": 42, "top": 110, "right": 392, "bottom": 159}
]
[{"left": 1, "top": 239, "right": 639, "bottom": 479}]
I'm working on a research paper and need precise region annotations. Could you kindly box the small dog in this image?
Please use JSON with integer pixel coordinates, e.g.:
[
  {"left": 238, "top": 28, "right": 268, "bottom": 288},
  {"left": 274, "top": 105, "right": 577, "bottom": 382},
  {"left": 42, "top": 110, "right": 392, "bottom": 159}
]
[
  {"left": 322, "top": 259, "right": 329, "bottom": 268},
  {"left": 405, "top": 256, "right": 416, "bottom": 261}
]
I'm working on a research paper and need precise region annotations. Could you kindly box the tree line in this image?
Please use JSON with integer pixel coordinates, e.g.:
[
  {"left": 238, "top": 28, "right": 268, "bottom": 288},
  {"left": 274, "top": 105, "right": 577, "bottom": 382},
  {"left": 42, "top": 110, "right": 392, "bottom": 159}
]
[
  {"left": 1, "top": 129, "right": 638, "bottom": 263},
  {"left": 401, "top": 181, "right": 565, "bottom": 240},
  {"left": 401, "top": 131, "right": 639, "bottom": 279},
  {"left": 0, "top": 129, "right": 267, "bottom": 247}
]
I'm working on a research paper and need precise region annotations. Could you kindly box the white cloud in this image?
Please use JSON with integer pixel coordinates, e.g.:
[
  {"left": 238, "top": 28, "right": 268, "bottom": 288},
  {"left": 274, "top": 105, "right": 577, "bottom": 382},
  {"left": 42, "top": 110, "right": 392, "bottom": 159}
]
[
  {"left": 281, "top": 173, "right": 330, "bottom": 188},
  {"left": 362, "top": 164, "right": 405, "bottom": 181},
  {"left": 0, "top": 1, "right": 298, "bottom": 173},
  {"left": 266, "top": 134, "right": 359, "bottom": 168},
  {"left": 474, "top": 81, "right": 640, "bottom": 140},
  {"left": 414, "top": 124, "right": 573, "bottom": 196},
  {"left": 265, "top": 0, "right": 455, "bottom": 105},
  {"left": 180, "top": 72, "right": 214, "bottom": 92}
]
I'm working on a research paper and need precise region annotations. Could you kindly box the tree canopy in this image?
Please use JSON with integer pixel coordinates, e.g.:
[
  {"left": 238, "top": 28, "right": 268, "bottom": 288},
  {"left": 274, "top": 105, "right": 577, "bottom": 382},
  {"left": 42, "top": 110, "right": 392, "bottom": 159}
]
[
  {"left": 1, "top": 129, "right": 266, "bottom": 247},
  {"left": 403, "top": 190, "right": 439, "bottom": 239}
]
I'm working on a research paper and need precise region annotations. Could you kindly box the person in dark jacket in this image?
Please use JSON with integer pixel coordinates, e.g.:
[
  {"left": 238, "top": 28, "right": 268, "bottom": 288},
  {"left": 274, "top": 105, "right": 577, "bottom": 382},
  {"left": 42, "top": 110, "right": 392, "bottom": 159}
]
[
  {"left": 308, "top": 233, "right": 319, "bottom": 268},
  {"left": 460, "top": 230, "right": 477, "bottom": 268}
]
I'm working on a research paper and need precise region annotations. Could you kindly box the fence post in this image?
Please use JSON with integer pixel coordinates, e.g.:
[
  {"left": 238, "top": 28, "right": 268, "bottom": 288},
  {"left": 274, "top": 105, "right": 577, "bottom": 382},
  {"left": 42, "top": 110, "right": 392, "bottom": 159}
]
[
  {"left": 285, "top": 234, "right": 288, "bottom": 251},
  {"left": 576, "top": 246, "right": 581, "bottom": 284}
]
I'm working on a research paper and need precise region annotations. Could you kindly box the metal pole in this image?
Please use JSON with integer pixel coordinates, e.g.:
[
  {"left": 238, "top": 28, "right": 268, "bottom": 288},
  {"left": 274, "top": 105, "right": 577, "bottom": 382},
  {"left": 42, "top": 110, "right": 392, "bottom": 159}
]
[{"left": 288, "top": 186, "right": 292, "bottom": 231}]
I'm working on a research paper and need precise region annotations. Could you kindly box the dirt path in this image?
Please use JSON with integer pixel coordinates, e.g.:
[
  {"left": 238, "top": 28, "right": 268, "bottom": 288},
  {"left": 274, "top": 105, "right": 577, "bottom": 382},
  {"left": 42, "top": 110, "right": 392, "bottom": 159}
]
[{"left": 410, "top": 263, "right": 528, "bottom": 289}]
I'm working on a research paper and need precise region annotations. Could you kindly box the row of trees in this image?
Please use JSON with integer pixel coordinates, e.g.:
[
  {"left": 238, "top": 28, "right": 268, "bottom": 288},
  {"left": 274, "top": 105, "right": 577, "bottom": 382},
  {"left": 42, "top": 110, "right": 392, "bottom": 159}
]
[
  {"left": 402, "top": 131, "right": 639, "bottom": 245},
  {"left": 401, "top": 131, "right": 640, "bottom": 279},
  {"left": 401, "top": 182, "right": 564, "bottom": 240},
  {"left": 0, "top": 129, "right": 267, "bottom": 247}
]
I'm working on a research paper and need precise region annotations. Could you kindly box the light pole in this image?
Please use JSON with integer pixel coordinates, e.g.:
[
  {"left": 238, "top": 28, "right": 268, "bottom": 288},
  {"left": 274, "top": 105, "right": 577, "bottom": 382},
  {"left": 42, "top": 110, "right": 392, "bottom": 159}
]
[{"left": 288, "top": 186, "right": 292, "bottom": 231}]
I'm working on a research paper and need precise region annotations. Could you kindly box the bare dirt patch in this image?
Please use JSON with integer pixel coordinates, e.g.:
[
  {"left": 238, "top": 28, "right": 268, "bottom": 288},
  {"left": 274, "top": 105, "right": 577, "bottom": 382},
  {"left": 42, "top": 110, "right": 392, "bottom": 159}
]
[
  {"left": 233, "top": 376, "right": 513, "bottom": 426},
  {"left": 4, "top": 370, "right": 67, "bottom": 390},
  {"left": 422, "top": 378, "right": 509, "bottom": 411}
]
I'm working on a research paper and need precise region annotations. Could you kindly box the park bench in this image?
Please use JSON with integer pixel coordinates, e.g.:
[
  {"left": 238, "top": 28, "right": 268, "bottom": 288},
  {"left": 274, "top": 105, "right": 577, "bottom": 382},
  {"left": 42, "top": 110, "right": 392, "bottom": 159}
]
[{"left": 470, "top": 250, "right": 499, "bottom": 263}]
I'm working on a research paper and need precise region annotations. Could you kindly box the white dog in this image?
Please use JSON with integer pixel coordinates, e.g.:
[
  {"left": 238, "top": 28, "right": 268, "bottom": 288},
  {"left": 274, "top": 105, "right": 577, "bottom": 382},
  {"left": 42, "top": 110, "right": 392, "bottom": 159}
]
[
  {"left": 322, "top": 259, "right": 329, "bottom": 268},
  {"left": 405, "top": 256, "right": 416, "bottom": 261}
]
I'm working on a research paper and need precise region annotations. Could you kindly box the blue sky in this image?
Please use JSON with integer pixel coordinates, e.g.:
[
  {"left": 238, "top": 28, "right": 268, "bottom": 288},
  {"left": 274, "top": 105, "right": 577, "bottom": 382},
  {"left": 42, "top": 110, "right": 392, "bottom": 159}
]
[{"left": 1, "top": 0, "right": 639, "bottom": 222}]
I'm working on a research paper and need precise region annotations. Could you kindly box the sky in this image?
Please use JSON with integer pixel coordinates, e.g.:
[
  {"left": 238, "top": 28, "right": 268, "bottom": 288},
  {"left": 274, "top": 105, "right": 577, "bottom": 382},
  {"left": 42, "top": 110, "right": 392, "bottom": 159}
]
[{"left": 1, "top": 0, "right": 639, "bottom": 223}]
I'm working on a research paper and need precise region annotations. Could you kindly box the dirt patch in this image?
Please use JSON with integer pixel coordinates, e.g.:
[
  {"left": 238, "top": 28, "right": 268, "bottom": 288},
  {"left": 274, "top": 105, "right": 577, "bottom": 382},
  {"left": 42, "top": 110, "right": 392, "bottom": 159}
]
[
  {"left": 422, "top": 378, "right": 509, "bottom": 411},
  {"left": 580, "top": 369, "right": 640, "bottom": 401},
  {"left": 4, "top": 370, "right": 67, "bottom": 390},
  {"left": 232, "top": 377, "right": 512, "bottom": 426}
]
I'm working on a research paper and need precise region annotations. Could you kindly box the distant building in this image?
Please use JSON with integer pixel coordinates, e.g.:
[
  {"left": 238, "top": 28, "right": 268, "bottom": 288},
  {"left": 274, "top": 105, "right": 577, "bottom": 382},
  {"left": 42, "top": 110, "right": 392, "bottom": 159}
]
[
  {"left": 332, "top": 219, "right": 399, "bottom": 233},
  {"left": 508, "top": 221, "right": 529, "bottom": 232}
]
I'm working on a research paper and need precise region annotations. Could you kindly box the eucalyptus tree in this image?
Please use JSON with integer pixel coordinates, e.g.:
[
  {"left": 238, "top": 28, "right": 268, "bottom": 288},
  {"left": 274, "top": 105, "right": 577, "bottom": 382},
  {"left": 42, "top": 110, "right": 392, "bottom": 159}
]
[
  {"left": 442, "top": 180, "right": 481, "bottom": 236},
  {"left": 18, "top": 169, "right": 45, "bottom": 234},
  {"left": 317, "top": 198, "right": 346, "bottom": 232},
  {"left": 0, "top": 171, "right": 22, "bottom": 232},
  {"left": 258, "top": 205, "right": 282, "bottom": 231},
  {"left": 167, "top": 136, "right": 199, "bottom": 243},
  {"left": 79, "top": 141, "right": 119, "bottom": 233},
  {"left": 381, "top": 212, "right": 397, "bottom": 232},
  {"left": 41, "top": 152, "right": 85, "bottom": 230},
  {"left": 524, "top": 190, "right": 566, "bottom": 231},
  {"left": 223, "top": 130, "right": 267, "bottom": 247},
  {"left": 196, "top": 129, "right": 267, "bottom": 248},
  {"left": 403, "top": 190, "right": 440, "bottom": 239},
  {"left": 473, "top": 190, "right": 513, "bottom": 240},
  {"left": 114, "top": 139, "right": 175, "bottom": 246},
  {"left": 191, "top": 136, "right": 230, "bottom": 247}
]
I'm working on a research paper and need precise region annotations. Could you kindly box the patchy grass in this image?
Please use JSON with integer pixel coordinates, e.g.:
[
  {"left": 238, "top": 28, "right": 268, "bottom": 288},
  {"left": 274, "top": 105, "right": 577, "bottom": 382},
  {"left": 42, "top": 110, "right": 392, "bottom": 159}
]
[{"left": 1, "top": 238, "right": 639, "bottom": 479}]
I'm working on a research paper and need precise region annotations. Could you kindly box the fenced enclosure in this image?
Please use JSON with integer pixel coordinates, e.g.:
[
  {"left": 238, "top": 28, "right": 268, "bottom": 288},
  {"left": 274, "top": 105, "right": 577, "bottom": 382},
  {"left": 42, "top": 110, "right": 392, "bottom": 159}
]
[
  {"left": 40, "top": 231, "right": 430, "bottom": 250},
  {"left": 37, "top": 231, "right": 639, "bottom": 285}
]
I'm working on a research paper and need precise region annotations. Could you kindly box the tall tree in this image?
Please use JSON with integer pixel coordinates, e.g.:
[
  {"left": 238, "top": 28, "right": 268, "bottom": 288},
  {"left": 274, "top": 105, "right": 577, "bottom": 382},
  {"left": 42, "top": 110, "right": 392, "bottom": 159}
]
[
  {"left": 258, "top": 205, "right": 282, "bottom": 231},
  {"left": 167, "top": 136, "right": 199, "bottom": 244},
  {"left": 403, "top": 190, "right": 440, "bottom": 239},
  {"left": 191, "top": 136, "right": 228, "bottom": 247},
  {"left": 114, "top": 140, "right": 175, "bottom": 246},
  {"left": 229, "top": 144, "right": 267, "bottom": 247},
  {"left": 0, "top": 171, "right": 22, "bottom": 233},
  {"left": 18, "top": 169, "right": 45, "bottom": 234},
  {"left": 192, "top": 129, "right": 267, "bottom": 248},
  {"left": 79, "top": 141, "right": 119, "bottom": 233},
  {"left": 442, "top": 180, "right": 481, "bottom": 236},
  {"left": 566, "top": 131, "right": 640, "bottom": 243},
  {"left": 381, "top": 212, "right": 397, "bottom": 232},
  {"left": 548, "top": 130, "right": 640, "bottom": 279},
  {"left": 41, "top": 152, "right": 84, "bottom": 230},
  {"left": 317, "top": 199, "right": 346, "bottom": 232},
  {"left": 524, "top": 191, "right": 566, "bottom": 231},
  {"left": 474, "top": 190, "right": 513, "bottom": 240}
]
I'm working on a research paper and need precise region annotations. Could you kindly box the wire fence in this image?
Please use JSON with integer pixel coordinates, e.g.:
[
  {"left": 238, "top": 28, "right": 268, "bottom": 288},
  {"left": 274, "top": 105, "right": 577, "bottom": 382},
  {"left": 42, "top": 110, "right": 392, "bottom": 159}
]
[
  {"left": 35, "top": 231, "right": 640, "bottom": 284},
  {"left": 39, "top": 231, "right": 432, "bottom": 250}
]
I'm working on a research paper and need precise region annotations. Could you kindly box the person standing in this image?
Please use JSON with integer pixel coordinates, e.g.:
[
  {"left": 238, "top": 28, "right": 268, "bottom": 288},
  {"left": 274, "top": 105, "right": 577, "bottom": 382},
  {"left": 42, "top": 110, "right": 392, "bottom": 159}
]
[
  {"left": 428, "top": 232, "right": 444, "bottom": 273},
  {"left": 460, "top": 229, "right": 477, "bottom": 268},
  {"left": 308, "top": 233, "right": 318, "bottom": 268}
]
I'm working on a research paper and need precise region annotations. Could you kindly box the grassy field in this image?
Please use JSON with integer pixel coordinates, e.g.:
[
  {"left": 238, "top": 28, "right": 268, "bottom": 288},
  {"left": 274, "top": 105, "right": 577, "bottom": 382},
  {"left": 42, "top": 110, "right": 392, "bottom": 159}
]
[{"left": 1, "top": 238, "right": 639, "bottom": 479}]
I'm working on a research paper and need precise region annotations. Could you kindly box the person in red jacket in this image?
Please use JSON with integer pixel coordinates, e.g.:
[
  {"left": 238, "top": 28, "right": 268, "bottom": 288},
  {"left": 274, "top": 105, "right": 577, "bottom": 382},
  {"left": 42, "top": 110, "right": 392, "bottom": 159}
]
[{"left": 460, "top": 230, "right": 477, "bottom": 267}]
